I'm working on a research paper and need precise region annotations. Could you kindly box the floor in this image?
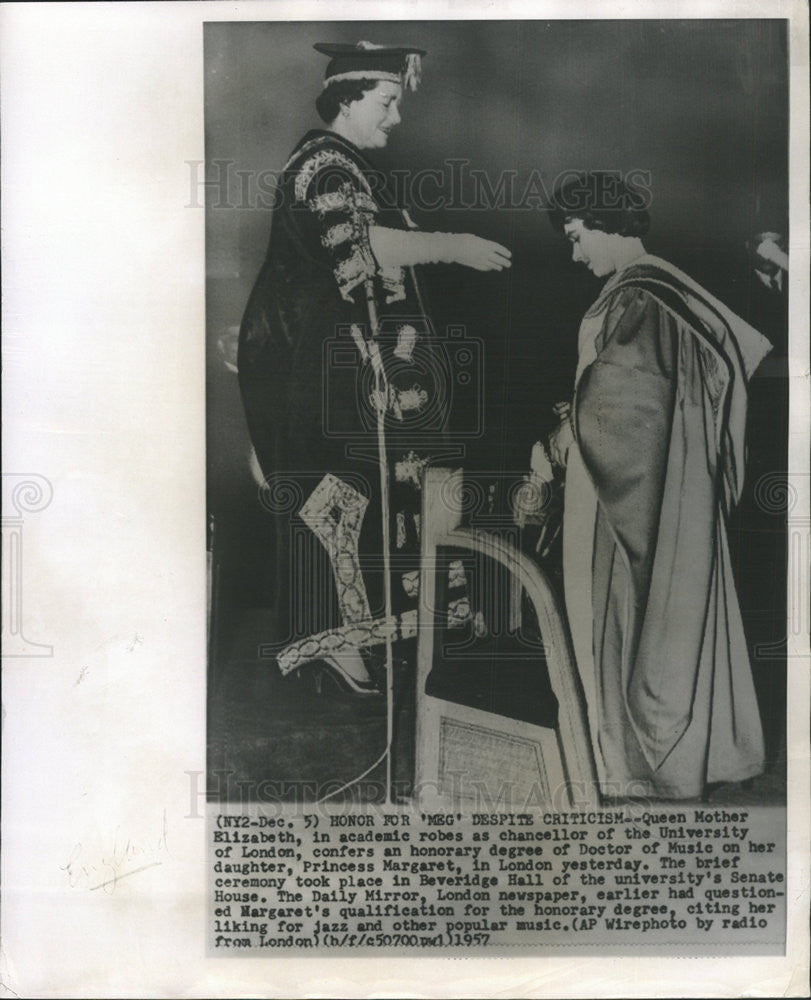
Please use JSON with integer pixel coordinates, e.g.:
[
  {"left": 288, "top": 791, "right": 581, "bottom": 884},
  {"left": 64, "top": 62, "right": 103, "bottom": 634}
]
[
  {"left": 207, "top": 604, "right": 786, "bottom": 808},
  {"left": 208, "top": 607, "right": 412, "bottom": 804}
]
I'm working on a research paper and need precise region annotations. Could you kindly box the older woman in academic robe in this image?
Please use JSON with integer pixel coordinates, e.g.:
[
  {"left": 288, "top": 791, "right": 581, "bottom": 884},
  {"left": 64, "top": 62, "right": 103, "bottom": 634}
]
[{"left": 238, "top": 41, "right": 510, "bottom": 694}]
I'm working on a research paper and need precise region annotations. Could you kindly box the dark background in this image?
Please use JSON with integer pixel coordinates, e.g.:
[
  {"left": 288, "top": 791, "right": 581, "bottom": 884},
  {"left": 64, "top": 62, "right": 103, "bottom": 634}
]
[
  {"left": 205, "top": 20, "right": 788, "bottom": 796},
  {"left": 206, "top": 18, "right": 787, "bottom": 487}
]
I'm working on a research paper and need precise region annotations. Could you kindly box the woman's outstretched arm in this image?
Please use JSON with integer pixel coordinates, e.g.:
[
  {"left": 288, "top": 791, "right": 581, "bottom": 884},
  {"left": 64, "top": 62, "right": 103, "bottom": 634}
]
[{"left": 369, "top": 226, "right": 511, "bottom": 272}]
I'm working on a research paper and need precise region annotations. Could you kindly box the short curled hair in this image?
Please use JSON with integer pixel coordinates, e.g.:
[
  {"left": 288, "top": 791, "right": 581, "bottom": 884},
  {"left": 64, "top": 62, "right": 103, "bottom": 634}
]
[
  {"left": 549, "top": 171, "right": 650, "bottom": 238},
  {"left": 315, "top": 79, "right": 380, "bottom": 124}
]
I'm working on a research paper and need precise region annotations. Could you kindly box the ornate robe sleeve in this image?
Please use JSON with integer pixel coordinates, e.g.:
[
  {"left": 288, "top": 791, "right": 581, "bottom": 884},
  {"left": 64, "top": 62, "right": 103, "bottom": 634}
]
[{"left": 293, "top": 147, "right": 404, "bottom": 304}]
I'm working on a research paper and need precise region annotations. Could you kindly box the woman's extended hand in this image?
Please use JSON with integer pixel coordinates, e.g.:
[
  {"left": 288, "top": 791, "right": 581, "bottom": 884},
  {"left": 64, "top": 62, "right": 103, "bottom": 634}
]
[
  {"left": 454, "top": 234, "right": 512, "bottom": 271},
  {"left": 368, "top": 227, "right": 512, "bottom": 271}
]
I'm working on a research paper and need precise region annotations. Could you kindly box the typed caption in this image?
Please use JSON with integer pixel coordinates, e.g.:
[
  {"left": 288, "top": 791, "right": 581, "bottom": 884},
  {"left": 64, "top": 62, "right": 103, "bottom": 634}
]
[{"left": 208, "top": 804, "right": 785, "bottom": 955}]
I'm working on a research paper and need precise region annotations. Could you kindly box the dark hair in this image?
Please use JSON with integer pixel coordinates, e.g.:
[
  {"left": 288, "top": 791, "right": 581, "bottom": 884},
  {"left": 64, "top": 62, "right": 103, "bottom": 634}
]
[
  {"left": 315, "top": 79, "right": 381, "bottom": 123},
  {"left": 548, "top": 171, "right": 650, "bottom": 237}
]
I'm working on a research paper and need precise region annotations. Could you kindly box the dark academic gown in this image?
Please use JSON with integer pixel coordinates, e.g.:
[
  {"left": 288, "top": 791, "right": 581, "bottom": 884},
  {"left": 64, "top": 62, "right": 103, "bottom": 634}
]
[
  {"left": 563, "top": 255, "right": 771, "bottom": 799},
  {"left": 238, "top": 130, "right": 450, "bottom": 660}
]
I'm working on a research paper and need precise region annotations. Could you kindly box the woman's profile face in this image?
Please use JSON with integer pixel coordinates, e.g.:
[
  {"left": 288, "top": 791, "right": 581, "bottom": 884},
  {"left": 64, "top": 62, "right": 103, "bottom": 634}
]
[
  {"left": 342, "top": 81, "right": 403, "bottom": 149},
  {"left": 564, "top": 219, "right": 620, "bottom": 278}
]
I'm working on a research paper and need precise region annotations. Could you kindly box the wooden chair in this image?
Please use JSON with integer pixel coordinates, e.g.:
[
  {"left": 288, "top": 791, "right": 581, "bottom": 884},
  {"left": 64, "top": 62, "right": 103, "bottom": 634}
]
[{"left": 414, "top": 467, "right": 599, "bottom": 809}]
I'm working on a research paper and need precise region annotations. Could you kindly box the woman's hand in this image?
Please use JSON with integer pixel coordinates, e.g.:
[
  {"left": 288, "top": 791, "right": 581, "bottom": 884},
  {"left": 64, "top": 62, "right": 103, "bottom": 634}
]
[
  {"left": 549, "top": 420, "right": 574, "bottom": 467},
  {"left": 453, "top": 234, "right": 512, "bottom": 271},
  {"left": 368, "top": 227, "right": 511, "bottom": 271},
  {"left": 549, "top": 402, "right": 574, "bottom": 467}
]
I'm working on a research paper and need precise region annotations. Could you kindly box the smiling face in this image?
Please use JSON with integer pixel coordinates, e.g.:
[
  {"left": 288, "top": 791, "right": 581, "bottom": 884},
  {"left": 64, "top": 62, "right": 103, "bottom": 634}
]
[
  {"left": 341, "top": 81, "right": 403, "bottom": 149},
  {"left": 564, "top": 218, "right": 621, "bottom": 278}
]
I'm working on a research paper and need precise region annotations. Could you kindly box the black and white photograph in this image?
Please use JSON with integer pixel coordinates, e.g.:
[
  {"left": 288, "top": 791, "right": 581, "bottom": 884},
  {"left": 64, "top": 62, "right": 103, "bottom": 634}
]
[
  {"left": 198, "top": 17, "right": 803, "bottom": 960},
  {"left": 206, "top": 20, "right": 789, "bottom": 809},
  {"left": 2, "top": 2, "right": 808, "bottom": 995}
]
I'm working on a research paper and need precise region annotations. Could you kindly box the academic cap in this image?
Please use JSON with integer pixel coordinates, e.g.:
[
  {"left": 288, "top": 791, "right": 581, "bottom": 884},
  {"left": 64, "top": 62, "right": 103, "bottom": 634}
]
[{"left": 314, "top": 41, "right": 426, "bottom": 92}]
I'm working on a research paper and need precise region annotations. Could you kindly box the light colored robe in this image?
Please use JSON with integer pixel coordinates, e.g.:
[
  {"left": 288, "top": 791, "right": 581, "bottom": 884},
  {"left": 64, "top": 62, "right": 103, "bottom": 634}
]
[{"left": 563, "top": 254, "right": 771, "bottom": 800}]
